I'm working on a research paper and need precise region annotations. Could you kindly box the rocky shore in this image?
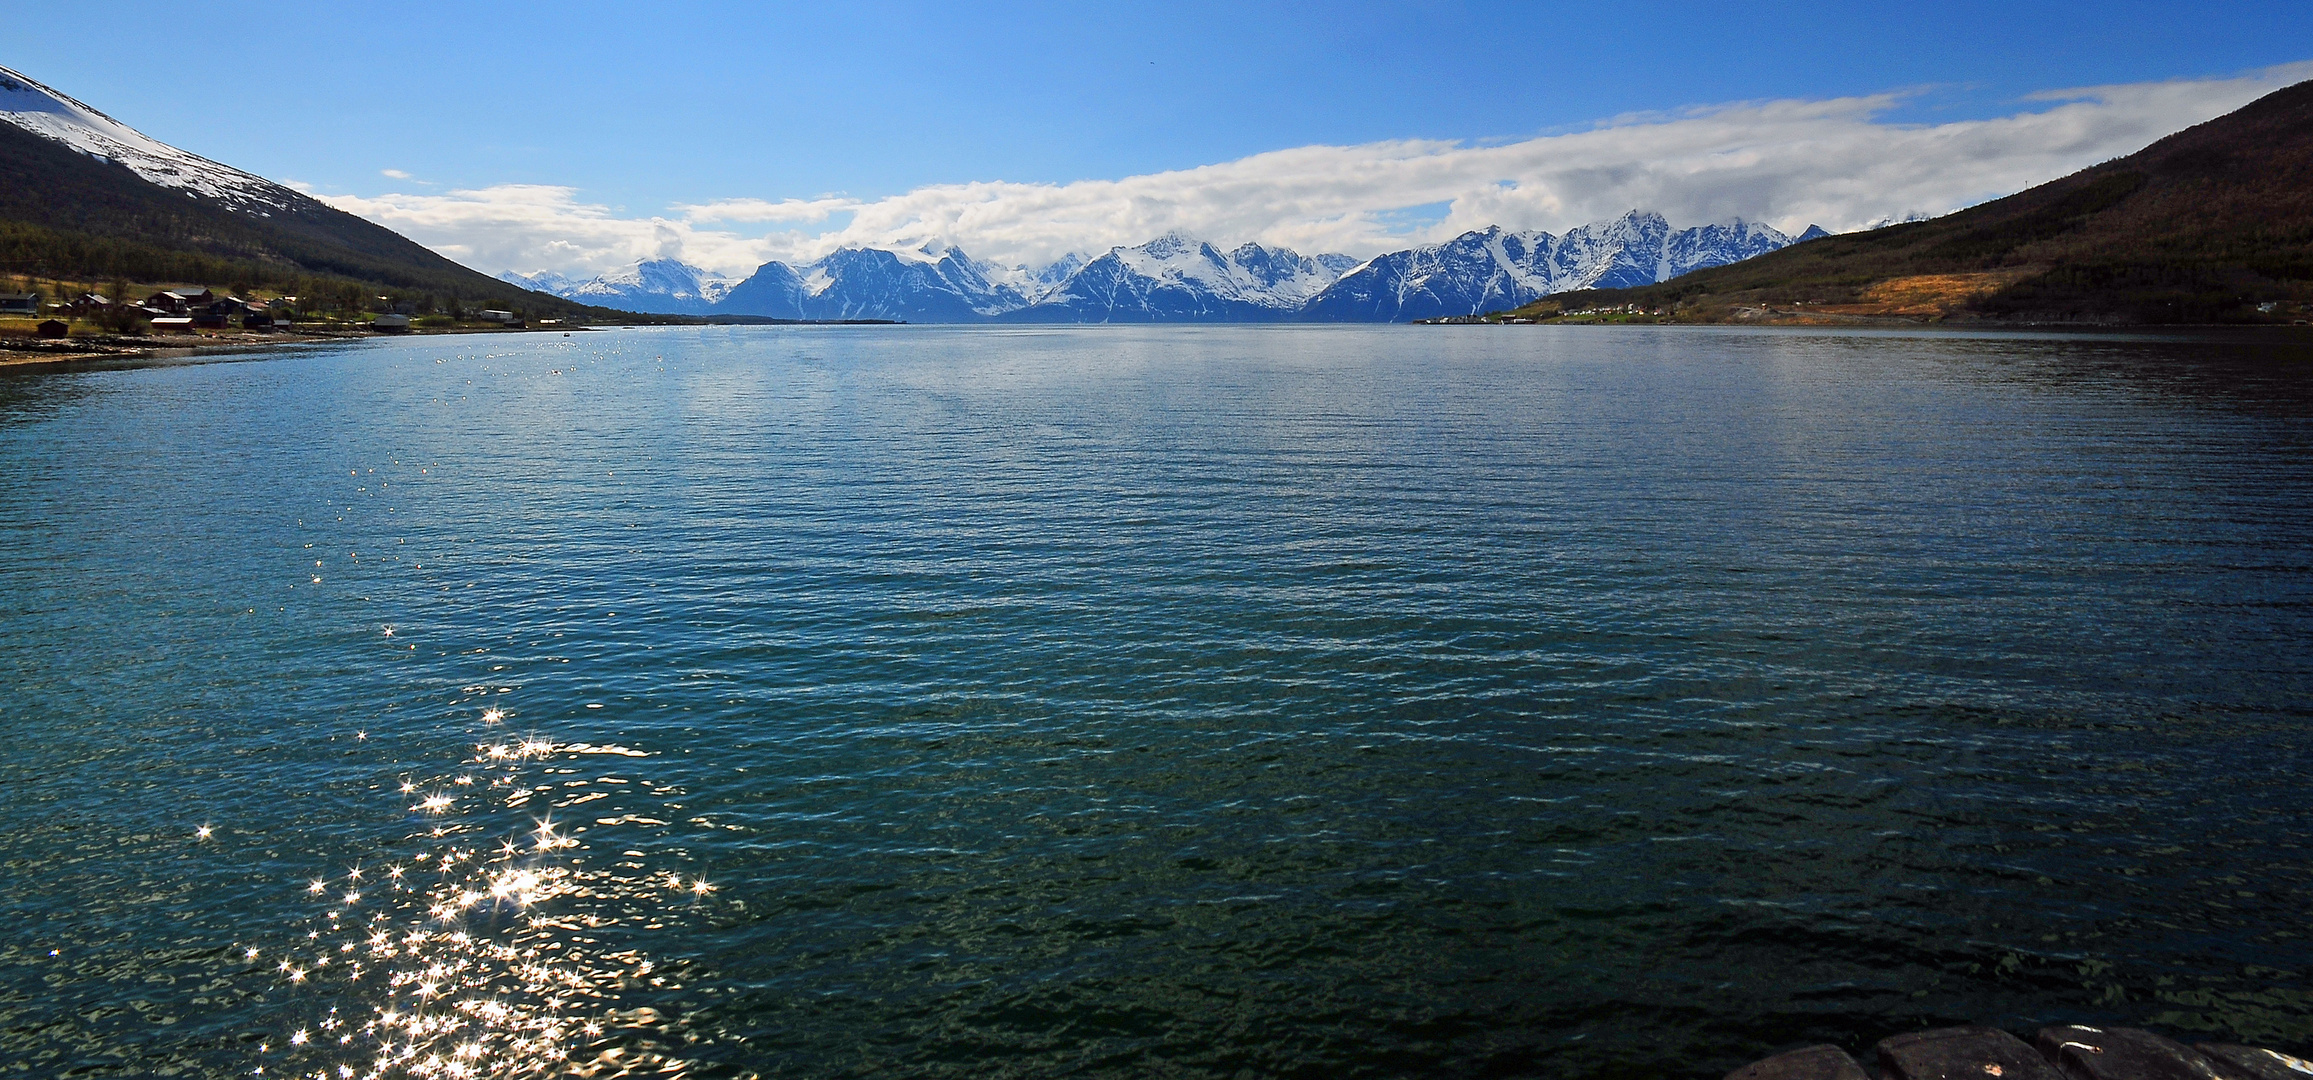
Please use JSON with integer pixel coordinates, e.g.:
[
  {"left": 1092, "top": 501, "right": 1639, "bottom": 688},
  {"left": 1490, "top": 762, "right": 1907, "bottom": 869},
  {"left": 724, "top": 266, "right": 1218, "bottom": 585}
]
[{"left": 1730, "top": 1025, "right": 2309, "bottom": 1080}]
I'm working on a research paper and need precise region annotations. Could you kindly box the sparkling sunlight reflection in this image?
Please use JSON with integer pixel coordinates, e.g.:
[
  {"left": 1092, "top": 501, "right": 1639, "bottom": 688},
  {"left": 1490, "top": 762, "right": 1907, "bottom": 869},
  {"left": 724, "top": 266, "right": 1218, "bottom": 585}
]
[{"left": 253, "top": 730, "right": 698, "bottom": 1079}]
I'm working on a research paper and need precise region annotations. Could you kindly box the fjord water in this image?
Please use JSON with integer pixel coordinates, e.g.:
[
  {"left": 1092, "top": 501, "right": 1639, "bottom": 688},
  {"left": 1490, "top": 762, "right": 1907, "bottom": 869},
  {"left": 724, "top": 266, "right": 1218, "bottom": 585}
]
[{"left": 2, "top": 325, "right": 2310, "bottom": 1079}]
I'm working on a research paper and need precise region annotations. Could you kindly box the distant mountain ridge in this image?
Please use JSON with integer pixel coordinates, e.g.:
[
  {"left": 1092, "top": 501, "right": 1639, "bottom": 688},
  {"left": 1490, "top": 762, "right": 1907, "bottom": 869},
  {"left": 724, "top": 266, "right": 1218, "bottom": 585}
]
[{"left": 514, "top": 213, "right": 1823, "bottom": 322}]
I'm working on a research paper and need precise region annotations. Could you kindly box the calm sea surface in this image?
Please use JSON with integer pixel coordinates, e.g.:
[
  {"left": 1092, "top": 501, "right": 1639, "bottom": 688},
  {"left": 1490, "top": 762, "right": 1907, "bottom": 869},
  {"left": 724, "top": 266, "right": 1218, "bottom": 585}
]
[{"left": 2, "top": 324, "right": 2311, "bottom": 1079}]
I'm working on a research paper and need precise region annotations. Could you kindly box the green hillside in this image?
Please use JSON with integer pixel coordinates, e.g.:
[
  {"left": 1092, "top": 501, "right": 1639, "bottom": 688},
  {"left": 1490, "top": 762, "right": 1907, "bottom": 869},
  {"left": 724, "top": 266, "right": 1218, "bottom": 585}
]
[{"left": 1500, "top": 79, "right": 2313, "bottom": 324}]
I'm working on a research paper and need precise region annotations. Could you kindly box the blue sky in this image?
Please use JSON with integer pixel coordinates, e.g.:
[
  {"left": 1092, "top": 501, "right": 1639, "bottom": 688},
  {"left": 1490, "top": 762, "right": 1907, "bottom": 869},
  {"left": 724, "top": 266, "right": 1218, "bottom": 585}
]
[{"left": 12, "top": 1, "right": 2311, "bottom": 274}]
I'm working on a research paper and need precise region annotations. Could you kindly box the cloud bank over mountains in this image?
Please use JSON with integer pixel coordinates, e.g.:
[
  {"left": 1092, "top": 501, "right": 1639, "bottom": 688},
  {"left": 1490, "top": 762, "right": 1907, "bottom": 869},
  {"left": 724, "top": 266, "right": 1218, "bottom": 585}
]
[{"left": 315, "top": 64, "right": 2313, "bottom": 279}]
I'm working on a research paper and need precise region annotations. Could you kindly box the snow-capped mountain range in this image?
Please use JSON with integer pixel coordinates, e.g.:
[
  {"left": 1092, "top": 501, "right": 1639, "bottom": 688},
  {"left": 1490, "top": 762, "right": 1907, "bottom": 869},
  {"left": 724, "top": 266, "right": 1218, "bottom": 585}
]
[{"left": 507, "top": 213, "right": 1828, "bottom": 323}]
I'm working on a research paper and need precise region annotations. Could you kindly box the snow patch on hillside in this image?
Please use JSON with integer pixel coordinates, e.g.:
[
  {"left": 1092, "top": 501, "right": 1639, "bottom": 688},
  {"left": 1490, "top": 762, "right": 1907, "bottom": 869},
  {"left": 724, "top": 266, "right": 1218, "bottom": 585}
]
[{"left": 0, "top": 64, "right": 291, "bottom": 210}]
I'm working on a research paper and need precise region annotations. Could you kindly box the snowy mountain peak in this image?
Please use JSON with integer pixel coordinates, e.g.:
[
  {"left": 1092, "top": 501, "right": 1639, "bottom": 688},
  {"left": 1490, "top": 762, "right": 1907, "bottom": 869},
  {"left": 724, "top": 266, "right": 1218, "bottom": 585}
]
[
  {"left": 1133, "top": 231, "right": 1210, "bottom": 259},
  {"left": 1032, "top": 253, "right": 1088, "bottom": 287},
  {"left": 883, "top": 240, "right": 965, "bottom": 266},
  {"left": 0, "top": 64, "right": 290, "bottom": 210}
]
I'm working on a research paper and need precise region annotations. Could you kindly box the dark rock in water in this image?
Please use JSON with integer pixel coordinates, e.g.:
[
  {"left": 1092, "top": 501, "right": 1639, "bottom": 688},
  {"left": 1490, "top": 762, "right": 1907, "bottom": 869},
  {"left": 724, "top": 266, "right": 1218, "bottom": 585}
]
[
  {"left": 1723, "top": 1044, "right": 1870, "bottom": 1080},
  {"left": 2195, "top": 1045, "right": 2313, "bottom": 1080},
  {"left": 2034, "top": 1026, "right": 2229, "bottom": 1080},
  {"left": 1877, "top": 1026, "right": 2065, "bottom": 1080}
]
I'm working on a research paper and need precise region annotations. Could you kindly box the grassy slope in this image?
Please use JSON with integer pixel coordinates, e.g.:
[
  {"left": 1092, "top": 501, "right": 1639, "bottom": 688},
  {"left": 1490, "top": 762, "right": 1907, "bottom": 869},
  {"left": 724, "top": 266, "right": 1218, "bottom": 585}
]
[
  {"left": 1503, "top": 79, "right": 2313, "bottom": 324},
  {"left": 0, "top": 123, "right": 656, "bottom": 319}
]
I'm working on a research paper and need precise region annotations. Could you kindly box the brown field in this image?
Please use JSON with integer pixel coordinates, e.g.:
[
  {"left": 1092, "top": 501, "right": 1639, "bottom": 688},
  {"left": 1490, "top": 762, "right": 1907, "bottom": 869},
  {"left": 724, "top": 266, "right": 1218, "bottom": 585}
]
[{"left": 1810, "top": 267, "right": 2044, "bottom": 319}]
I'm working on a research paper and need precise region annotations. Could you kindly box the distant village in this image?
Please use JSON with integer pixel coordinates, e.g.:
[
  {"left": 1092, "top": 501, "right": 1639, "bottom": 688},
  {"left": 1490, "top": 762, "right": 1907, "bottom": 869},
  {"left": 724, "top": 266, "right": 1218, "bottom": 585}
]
[{"left": 0, "top": 287, "right": 535, "bottom": 339}]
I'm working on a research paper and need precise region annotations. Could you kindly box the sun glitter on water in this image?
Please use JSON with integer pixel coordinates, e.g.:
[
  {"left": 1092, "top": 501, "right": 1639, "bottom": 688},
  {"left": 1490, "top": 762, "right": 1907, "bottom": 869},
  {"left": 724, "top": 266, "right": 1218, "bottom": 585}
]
[{"left": 248, "top": 731, "right": 705, "bottom": 1080}]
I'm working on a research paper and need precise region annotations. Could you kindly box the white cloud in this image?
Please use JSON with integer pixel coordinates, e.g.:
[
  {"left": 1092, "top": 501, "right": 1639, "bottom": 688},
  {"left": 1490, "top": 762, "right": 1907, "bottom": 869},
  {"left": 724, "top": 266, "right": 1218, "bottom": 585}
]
[
  {"left": 315, "top": 184, "right": 785, "bottom": 281},
  {"left": 379, "top": 168, "right": 412, "bottom": 179},
  {"left": 675, "top": 196, "right": 853, "bottom": 224},
  {"left": 320, "top": 63, "right": 2313, "bottom": 279}
]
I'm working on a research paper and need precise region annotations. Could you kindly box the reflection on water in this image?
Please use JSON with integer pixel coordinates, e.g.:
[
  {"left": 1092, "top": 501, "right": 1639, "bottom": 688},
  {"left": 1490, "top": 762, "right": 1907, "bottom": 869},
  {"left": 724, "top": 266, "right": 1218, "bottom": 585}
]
[{"left": 254, "top": 733, "right": 700, "bottom": 1080}]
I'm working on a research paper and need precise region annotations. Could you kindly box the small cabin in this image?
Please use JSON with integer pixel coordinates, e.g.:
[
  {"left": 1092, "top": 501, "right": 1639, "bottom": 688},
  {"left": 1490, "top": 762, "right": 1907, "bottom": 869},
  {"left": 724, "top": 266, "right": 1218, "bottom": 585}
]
[
  {"left": 478, "top": 309, "right": 516, "bottom": 323},
  {"left": 0, "top": 293, "right": 39, "bottom": 316},
  {"left": 36, "top": 319, "right": 67, "bottom": 339},
  {"left": 144, "top": 289, "right": 216, "bottom": 314}
]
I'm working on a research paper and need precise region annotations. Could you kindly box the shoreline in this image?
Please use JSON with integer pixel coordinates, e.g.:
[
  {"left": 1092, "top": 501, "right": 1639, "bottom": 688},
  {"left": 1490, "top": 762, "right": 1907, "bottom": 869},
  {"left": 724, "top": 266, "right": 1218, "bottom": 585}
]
[
  {"left": 1467, "top": 309, "right": 2313, "bottom": 328},
  {"left": 0, "top": 323, "right": 595, "bottom": 372}
]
